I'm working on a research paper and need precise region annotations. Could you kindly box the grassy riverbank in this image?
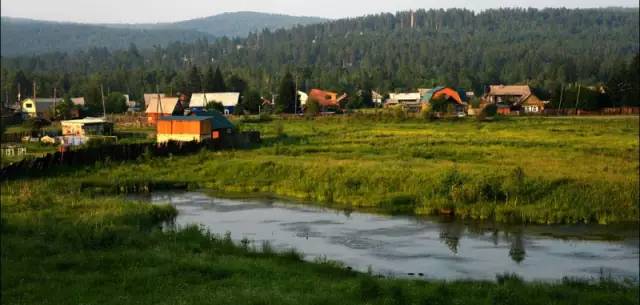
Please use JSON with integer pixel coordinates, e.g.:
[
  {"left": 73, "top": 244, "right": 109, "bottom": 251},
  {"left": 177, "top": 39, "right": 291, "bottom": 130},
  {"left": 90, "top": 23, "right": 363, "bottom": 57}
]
[
  {"left": 2, "top": 178, "right": 638, "bottom": 305},
  {"left": 72, "top": 115, "right": 640, "bottom": 224}
]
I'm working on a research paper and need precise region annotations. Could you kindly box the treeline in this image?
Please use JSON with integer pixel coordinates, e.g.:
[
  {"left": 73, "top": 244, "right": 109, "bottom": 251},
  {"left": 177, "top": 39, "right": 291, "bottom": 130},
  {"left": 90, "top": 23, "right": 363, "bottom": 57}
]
[{"left": 1, "top": 8, "right": 639, "bottom": 112}]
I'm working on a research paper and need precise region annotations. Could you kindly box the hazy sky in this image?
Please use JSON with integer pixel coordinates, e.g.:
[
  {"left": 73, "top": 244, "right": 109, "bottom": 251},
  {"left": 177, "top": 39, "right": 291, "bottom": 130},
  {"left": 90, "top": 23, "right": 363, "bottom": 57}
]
[{"left": 1, "top": 0, "right": 638, "bottom": 23}]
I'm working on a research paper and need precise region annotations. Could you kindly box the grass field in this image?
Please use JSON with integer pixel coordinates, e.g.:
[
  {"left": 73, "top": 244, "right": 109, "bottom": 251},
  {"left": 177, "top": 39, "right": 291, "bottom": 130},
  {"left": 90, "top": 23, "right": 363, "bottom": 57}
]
[
  {"left": 72, "top": 115, "right": 640, "bottom": 224},
  {"left": 2, "top": 178, "right": 638, "bottom": 305},
  {"left": 2, "top": 115, "right": 639, "bottom": 304}
]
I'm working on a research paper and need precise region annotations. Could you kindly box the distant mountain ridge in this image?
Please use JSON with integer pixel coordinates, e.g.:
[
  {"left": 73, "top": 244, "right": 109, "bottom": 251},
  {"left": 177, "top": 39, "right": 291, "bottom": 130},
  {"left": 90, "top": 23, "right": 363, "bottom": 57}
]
[
  {"left": 110, "top": 12, "right": 328, "bottom": 37},
  {"left": 0, "top": 12, "right": 327, "bottom": 56}
]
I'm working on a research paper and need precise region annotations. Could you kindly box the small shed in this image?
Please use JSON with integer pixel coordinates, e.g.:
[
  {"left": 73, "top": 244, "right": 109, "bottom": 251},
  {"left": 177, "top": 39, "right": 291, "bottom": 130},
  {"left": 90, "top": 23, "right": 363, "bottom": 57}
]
[
  {"left": 156, "top": 111, "right": 234, "bottom": 143},
  {"left": 61, "top": 117, "right": 114, "bottom": 136},
  {"left": 145, "top": 97, "right": 183, "bottom": 124}
]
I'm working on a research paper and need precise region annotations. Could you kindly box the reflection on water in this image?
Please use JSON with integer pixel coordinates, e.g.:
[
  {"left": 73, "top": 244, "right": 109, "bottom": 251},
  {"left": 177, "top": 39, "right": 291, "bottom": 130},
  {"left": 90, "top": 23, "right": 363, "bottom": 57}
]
[{"left": 133, "top": 192, "right": 639, "bottom": 281}]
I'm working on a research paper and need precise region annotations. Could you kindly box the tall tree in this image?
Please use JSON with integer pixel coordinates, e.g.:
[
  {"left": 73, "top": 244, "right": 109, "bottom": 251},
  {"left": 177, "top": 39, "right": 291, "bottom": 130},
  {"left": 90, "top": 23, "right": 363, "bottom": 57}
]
[
  {"left": 203, "top": 66, "right": 216, "bottom": 92},
  {"left": 277, "top": 72, "right": 297, "bottom": 113},
  {"left": 211, "top": 67, "right": 226, "bottom": 92},
  {"left": 228, "top": 75, "right": 248, "bottom": 93},
  {"left": 186, "top": 66, "right": 202, "bottom": 95}
]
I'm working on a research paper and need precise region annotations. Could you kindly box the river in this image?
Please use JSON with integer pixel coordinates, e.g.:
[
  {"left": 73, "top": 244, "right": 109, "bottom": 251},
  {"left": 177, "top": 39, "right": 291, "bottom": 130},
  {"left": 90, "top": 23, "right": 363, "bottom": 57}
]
[{"left": 135, "top": 191, "right": 639, "bottom": 282}]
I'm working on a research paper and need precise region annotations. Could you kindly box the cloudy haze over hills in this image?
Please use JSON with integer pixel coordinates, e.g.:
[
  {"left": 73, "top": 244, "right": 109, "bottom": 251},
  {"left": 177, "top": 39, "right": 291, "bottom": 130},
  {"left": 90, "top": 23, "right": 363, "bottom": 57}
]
[{"left": 1, "top": 0, "right": 638, "bottom": 23}]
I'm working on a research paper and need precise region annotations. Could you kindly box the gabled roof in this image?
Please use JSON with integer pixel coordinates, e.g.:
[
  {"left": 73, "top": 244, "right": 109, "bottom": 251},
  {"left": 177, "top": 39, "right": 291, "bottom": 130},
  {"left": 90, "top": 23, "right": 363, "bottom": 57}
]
[
  {"left": 486, "top": 85, "right": 535, "bottom": 105},
  {"left": 145, "top": 97, "right": 181, "bottom": 115},
  {"left": 192, "top": 110, "right": 235, "bottom": 129},
  {"left": 422, "top": 87, "right": 465, "bottom": 105},
  {"left": 309, "top": 89, "right": 347, "bottom": 107},
  {"left": 144, "top": 93, "right": 166, "bottom": 106},
  {"left": 487, "top": 85, "right": 532, "bottom": 97},
  {"left": 190, "top": 93, "right": 240, "bottom": 108}
]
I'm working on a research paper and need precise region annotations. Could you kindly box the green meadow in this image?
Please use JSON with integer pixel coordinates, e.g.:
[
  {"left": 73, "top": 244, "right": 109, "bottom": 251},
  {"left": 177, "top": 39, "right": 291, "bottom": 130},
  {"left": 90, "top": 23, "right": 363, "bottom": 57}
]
[
  {"left": 2, "top": 115, "right": 639, "bottom": 304},
  {"left": 79, "top": 115, "right": 640, "bottom": 224}
]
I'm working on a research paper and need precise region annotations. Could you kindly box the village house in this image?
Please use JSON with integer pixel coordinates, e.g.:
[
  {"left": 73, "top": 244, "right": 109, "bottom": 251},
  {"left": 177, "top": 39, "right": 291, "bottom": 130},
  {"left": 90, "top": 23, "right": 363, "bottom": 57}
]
[
  {"left": 21, "top": 98, "right": 58, "bottom": 118},
  {"left": 145, "top": 97, "right": 183, "bottom": 124},
  {"left": 189, "top": 93, "right": 240, "bottom": 114},
  {"left": 385, "top": 92, "right": 422, "bottom": 111},
  {"left": 61, "top": 117, "right": 114, "bottom": 137},
  {"left": 483, "top": 85, "right": 546, "bottom": 114},
  {"left": 308, "top": 89, "right": 348, "bottom": 109},
  {"left": 156, "top": 111, "right": 234, "bottom": 143}
]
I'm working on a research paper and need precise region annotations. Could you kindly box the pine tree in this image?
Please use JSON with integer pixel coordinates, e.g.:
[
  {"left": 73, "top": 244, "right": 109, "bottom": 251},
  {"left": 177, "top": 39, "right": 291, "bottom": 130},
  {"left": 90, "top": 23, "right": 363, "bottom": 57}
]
[
  {"left": 203, "top": 66, "right": 215, "bottom": 92},
  {"left": 186, "top": 66, "right": 202, "bottom": 95},
  {"left": 211, "top": 67, "right": 226, "bottom": 92},
  {"left": 277, "top": 72, "right": 296, "bottom": 113}
]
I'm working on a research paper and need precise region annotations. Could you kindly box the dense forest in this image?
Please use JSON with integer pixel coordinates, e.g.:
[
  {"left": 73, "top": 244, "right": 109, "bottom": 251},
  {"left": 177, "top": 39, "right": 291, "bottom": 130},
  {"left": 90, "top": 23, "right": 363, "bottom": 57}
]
[
  {"left": 1, "top": 8, "right": 638, "bottom": 114},
  {"left": 0, "top": 13, "right": 326, "bottom": 56},
  {"left": 0, "top": 17, "right": 212, "bottom": 56}
]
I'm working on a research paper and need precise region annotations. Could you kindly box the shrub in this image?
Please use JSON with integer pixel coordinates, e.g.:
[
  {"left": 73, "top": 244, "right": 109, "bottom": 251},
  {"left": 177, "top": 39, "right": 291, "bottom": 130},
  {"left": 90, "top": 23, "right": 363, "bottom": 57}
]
[
  {"left": 305, "top": 98, "right": 321, "bottom": 117},
  {"left": 483, "top": 104, "right": 498, "bottom": 117},
  {"left": 420, "top": 104, "right": 436, "bottom": 121},
  {"left": 206, "top": 101, "right": 225, "bottom": 113}
]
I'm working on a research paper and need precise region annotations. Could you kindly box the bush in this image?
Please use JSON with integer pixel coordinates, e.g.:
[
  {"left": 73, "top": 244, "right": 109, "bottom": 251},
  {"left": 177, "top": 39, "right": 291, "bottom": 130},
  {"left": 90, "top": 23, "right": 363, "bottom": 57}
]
[
  {"left": 305, "top": 98, "right": 321, "bottom": 117},
  {"left": 420, "top": 104, "right": 436, "bottom": 121},
  {"left": 483, "top": 104, "right": 498, "bottom": 117},
  {"left": 206, "top": 101, "right": 225, "bottom": 113}
]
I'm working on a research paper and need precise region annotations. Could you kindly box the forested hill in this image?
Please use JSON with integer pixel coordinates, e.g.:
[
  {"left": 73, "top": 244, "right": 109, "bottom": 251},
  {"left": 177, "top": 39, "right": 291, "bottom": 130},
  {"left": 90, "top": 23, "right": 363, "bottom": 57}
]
[
  {"left": 1, "top": 8, "right": 638, "bottom": 101},
  {"left": 0, "top": 17, "right": 213, "bottom": 56},
  {"left": 131, "top": 12, "right": 328, "bottom": 37},
  {"left": 0, "top": 12, "right": 327, "bottom": 56}
]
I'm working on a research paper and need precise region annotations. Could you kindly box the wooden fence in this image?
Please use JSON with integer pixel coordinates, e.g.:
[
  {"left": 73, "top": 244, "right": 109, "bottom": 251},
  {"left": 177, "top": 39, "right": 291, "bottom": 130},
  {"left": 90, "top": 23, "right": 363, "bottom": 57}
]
[
  {"left": 544, "top": 107, "right": 640, "bottom": 116},
  {"left": 0, "top": 131, "right": 261, "bottom": 180}
]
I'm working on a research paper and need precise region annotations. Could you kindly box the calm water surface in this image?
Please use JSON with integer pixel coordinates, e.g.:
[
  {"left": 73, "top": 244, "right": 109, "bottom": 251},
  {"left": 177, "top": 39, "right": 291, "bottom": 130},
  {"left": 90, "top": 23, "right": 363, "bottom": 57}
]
[{"left": 137, "top": 192, "right": 639, "bottom": 281}]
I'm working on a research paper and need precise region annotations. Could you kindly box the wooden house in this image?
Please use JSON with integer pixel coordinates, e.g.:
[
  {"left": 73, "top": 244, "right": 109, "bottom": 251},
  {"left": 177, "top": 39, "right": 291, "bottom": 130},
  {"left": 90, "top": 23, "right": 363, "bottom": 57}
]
[
  {"left": 145, "top": 97, "right": 183, "bottom": 124},
  {"left": 483, "top": 85, "right": 545, "bottom": 114},
  {"left": 156, "top": 111, "right": 234, "bottom": 143}
]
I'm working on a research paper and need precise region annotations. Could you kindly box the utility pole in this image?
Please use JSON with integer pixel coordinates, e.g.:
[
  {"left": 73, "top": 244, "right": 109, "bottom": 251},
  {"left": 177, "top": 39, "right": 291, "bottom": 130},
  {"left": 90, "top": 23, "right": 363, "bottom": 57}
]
[
  {"left": 557, "top": 84, "right": 564, "bottom": 116},
  {"left": 574, "top": 84, "right": 582, "bottom": 116},
  {"left": 100, "top": 84, "right": 106, "bottom": 118},
  {"left": 156, "top": 84, "right": 163, "bottom": 117},
  {"left": 294, "top": 74, "right": 298, "bottom": 115},
  {"left": 53, "top": 87, "right": 57, "bottom": 119}
]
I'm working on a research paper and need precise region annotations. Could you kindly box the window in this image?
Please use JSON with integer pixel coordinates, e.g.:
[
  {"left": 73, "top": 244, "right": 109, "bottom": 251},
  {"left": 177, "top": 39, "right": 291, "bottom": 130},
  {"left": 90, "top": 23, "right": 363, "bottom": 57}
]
[{"left": 25, "top": 103, "right": 33, "bottom": 109}]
